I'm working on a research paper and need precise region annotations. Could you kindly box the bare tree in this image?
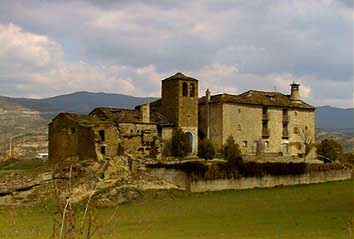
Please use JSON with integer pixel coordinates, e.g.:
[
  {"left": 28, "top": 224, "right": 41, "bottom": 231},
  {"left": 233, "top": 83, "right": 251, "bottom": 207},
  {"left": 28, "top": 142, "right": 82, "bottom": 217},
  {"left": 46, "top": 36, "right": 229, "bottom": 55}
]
[{"left": 294, "top": 127, "right": 314, "bottom": 161}]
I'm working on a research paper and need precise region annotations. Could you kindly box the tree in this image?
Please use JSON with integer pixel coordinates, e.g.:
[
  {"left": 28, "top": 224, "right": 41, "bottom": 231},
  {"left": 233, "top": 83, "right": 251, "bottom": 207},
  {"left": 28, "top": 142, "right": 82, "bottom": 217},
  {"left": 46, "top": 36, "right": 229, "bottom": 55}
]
[
  {"left": 198, "top": 139, "right": 215, "bottom": 160},
  {"left": 171, "top": 128, "right": 192, "bottom": 157},
  {"left": 316, "top": 139, "right": 342, "bottom": 163},
  {"left": 290, "top": 127, "right": 315, "bottom": 161},
  {"left": 223, "top": 135, "right": 242, "bottom": 165}
]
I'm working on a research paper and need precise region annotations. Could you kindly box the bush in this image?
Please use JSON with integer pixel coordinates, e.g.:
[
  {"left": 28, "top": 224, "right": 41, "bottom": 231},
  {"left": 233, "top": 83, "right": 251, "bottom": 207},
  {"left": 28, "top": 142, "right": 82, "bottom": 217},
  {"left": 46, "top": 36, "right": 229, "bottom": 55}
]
[
  {"left": 223, "top": 136, "right": 242, "bottom": 165},
  {"left": 316, "top": 139, "right": 342, "bottom": 163},
  {"left": 198, "top": 139, "right": 215, "bottom": 160},
  {"left": 171, "top": 128, "right": 192, "bottom": 157}
]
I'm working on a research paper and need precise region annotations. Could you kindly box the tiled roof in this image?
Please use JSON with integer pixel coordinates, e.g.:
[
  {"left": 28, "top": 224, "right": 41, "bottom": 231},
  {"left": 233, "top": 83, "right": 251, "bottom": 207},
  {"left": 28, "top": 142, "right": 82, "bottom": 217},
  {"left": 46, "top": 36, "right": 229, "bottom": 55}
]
[
  {"left": 89, "top": 107, "right": 172, "bottom": 125},
  {"left": 199, "top": 90, "right": 315, "bottom": 109},
  {"left": 162, "top": 72, "right": 198, "bottom": 82},
  {"left": 53, "top": 112, "right": 112, "bottom": 127}
]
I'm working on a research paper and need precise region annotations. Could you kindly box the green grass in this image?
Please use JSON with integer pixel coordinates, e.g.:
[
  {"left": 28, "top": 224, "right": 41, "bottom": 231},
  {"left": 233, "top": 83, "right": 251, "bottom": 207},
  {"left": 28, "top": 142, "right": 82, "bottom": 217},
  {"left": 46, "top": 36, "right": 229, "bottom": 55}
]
[{"left": 0, "top": 180, "right": 353, "bottom": 238}]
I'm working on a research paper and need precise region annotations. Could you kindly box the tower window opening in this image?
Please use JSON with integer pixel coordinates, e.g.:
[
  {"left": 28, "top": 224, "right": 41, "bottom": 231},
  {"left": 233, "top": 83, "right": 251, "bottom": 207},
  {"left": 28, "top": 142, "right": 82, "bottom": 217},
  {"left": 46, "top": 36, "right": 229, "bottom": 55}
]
[
  {"left": 190, "top": 83, "right": 195, "bottom": 97},
  {"left": 182, "top": 82, "right": 188, "bottom": 97}
]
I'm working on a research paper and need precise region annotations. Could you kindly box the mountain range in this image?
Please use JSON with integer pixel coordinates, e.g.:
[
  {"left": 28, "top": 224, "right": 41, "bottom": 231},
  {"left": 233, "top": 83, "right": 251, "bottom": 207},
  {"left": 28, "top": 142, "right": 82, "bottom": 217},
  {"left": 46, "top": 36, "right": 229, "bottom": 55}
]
[
  {"left": 0, "top": 91, "right": 352, "bottom": 157},
  {"left": 2, "top": 91, "right": 352, "bottom": 130}
]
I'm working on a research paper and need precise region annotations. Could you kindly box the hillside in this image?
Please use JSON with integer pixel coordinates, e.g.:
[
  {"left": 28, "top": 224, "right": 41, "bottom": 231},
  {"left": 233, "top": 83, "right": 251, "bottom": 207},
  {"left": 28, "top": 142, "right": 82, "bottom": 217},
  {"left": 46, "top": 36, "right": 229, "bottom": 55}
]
[
  {"left": 0, "top": 92, "right": 156, "bottom": 158},
  {"left": 0, "top": 92, "right": 352, "bottom": 158},
  {"left": 316, "top": 106, "right": 353, "bottom": 132}
]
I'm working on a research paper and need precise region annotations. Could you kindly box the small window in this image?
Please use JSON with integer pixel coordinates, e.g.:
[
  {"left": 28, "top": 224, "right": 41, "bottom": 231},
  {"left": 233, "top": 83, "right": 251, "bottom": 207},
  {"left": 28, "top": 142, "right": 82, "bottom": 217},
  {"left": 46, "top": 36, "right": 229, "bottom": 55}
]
[
  {"left": 242, "top": 141, "right": 248, "bottom": 148},
  {"left": 130, "top": 129, "right": 133, "bottom": 134},
  {"left": 69, "top": 128, "right": 76, "bottom": 135},
  {"left": 190, "top": 83, "right": 195, "bottom": 97},
  {"left": 238, "top": 109, "right": 241, "bottom": 113},
  {"left": 237, "top": 124, "right": 242, "bottom": 131},
  {"left": 100, "top": 146, "right": 106, "bottom": 155},
  {"left": 305, "top": 126, "right": 308, "bottom": 130},
  {"left": 294, "top": 111, "right": 298, "bottom": 116},
  {"left": 264, "top": 141, "right": 269, "bottom": 148},
  {"left": 99, "top": 130, "right": 105, "bottom": 141},
  {"left": 294, "top": 127, "right": 299, "bottom": 134},
  {"left": 182, "top": 82, "right": 188, "bottom": 97}
]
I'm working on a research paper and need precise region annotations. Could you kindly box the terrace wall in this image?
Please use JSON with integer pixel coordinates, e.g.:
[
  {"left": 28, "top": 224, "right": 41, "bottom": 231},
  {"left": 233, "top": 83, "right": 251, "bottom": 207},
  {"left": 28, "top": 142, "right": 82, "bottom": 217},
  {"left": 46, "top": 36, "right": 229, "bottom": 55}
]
[{"left": 149, "top": 168, "right": 352, "bottom": 192}]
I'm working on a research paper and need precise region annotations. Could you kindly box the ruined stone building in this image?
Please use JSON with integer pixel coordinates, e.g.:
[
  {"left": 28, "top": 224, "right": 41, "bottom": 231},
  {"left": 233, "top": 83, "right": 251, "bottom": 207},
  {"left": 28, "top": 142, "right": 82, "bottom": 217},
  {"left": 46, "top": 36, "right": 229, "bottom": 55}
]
[{"left": 49, "top": 72, "right": 315, "bottom": 161}]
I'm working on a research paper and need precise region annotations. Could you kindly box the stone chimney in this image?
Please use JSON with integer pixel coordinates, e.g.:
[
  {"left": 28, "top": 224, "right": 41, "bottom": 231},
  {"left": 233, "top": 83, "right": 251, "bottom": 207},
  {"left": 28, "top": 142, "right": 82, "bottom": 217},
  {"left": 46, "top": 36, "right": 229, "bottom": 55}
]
[
  {"left": 205, "top": 89, "right": 211, "bottom": 139},
  {"left": 290, "top": 82, "right": 300, "bottom": 101},
  {"left": 206, "top": 88, "right": 211, "bottom": 102},
  {"left": 141, "top": 103, "right": 150, "bottom": 123}
]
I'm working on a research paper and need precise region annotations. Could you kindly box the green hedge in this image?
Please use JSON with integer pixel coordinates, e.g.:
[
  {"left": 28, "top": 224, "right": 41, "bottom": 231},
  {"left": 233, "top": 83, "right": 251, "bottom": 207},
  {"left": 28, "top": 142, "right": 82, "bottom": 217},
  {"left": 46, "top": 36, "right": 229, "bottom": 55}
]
[{"left": 147, "top": 161, "right": 345, "bottom": 181}]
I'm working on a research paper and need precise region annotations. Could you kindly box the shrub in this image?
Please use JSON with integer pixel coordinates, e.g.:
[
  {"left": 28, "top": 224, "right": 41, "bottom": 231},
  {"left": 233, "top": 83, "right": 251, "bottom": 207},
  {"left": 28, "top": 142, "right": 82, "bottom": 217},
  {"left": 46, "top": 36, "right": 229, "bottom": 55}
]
[
  {"left": 223, "top": 136, "right": 242, "bottom": 165},
  {"left": 316, "top": 139, "right": 342, "bottom": 163},
  {"left": 117, "top": 143, "right": 125, "bottom": 156},
  {"left": 171, "top": 128, "right": 192, "bottom": 157},
  {"left": 198, "top": 139, "right": 215, "bottom": 160},
  {"left": 149, "top": 136, "right": 158, "bottom": 159}
]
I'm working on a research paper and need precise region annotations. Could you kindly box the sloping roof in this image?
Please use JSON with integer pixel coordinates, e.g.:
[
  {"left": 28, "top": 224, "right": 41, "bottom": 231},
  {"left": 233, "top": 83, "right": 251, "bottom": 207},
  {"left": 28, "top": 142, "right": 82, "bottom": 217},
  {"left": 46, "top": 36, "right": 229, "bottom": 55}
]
[
  {"left": 89, "top": 107, "right": 171, "bottom": 125},
  {"left": 199, "top": 90, "right": 315, "bottom": 109},
  {"left": 162, "top": 72, "right": 198, "bottom": 82},
  {"left": 53, "top": 112, "right": 112, "bottom": 127}
]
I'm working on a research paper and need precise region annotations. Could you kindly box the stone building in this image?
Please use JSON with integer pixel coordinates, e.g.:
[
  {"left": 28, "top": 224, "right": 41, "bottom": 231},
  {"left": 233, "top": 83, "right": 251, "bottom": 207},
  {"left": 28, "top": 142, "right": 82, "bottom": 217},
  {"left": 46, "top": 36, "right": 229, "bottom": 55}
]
[
  {"left": 49, "top": 72, "right": 315, "bottom": 161},
  {"left": 48, "top": 104, "right": 172, "bottom": 162},
  {"left": 199, "top": 83, "right": 316, "bottom": 157}
]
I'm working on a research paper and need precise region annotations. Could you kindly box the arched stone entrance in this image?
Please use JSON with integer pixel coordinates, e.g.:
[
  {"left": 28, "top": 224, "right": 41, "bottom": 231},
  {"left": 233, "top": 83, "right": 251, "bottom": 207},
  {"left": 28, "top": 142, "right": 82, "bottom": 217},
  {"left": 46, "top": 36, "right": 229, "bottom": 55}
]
[{"left": 184, "top": 131, "right": 194, "bottom": 154}]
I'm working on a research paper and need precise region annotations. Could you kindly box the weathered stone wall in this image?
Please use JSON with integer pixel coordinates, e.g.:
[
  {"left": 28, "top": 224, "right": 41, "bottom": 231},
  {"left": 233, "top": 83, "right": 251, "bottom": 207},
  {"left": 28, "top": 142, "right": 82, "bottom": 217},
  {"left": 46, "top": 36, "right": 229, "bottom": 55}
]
[
  {"left": 287, "top": 108, "right": 316, "bottom": 156},
  {"left": 190, "top": 169, "right": 351, "bottom": 192},
  {"left": 119, "top": 123, "right": 159, "bottom": 157},
  {"left": 149, "top": 167, "right": 352, "bottom": 193},
  {"left": 49, "top": 116, "right": 97, "bottom": 162},
  {"left": 200, "top": 102, "right": 315, "bottom": 156},
  {"left": 199, "top": 103, "right": 223, "bottom": 149}
]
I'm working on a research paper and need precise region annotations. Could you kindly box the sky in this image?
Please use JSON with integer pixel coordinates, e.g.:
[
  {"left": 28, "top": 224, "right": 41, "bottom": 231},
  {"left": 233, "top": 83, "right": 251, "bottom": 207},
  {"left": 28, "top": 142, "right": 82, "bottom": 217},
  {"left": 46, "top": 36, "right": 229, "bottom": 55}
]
[{"left": 0, "top": 0, "right": 352, "bottom": 108}]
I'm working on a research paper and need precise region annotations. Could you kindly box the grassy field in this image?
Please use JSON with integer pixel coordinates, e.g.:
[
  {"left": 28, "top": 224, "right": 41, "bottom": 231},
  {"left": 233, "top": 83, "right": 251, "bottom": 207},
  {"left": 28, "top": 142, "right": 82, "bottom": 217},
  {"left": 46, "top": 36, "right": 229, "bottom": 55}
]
[{"left": 0, "top": 180, "right": 352, "bottom": 239}]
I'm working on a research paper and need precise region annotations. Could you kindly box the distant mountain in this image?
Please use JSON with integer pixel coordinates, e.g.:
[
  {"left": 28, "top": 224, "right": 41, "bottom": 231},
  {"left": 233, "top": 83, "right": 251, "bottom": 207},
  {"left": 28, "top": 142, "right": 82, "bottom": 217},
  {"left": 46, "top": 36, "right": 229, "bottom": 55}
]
[
  {"left": 40, "top": 91, "right": 157, "bottom": 113},
  {"left": 0, "top": 93, "right": 353, "bottom": 157},
  {"left": 316, "top": 106, "right": 354, "bottom": 133}
]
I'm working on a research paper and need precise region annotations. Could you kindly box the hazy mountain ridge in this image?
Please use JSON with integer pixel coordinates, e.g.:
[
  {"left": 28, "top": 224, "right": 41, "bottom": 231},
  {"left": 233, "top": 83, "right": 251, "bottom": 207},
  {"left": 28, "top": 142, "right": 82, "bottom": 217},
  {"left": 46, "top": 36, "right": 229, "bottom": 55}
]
[{"left": 0, "top": 92, "right": 352, "bottom": 158}]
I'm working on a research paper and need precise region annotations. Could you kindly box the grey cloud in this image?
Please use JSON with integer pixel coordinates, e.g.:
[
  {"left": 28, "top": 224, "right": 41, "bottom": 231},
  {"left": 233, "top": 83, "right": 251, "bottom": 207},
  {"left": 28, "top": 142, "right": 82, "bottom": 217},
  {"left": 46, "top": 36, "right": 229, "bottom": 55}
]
[{"left": 0, "top": 0, "right": 352, "bottom": 107}]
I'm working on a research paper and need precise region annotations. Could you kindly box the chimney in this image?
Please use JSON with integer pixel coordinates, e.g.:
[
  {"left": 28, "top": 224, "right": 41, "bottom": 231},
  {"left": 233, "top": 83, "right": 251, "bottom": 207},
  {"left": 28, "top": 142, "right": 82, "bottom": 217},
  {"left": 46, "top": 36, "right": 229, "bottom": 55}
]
[
  {"left": 141, "top": 103, "right": 150, "bottom": 123},
  {"left": 205, "top": 89, "right": 211, "bottom": 139},
  {"left": 290, "top": 82, "right": 300, "bottom": 101},
  {"left": 206, "top": 88, "right": 211, "bottom": 102}
]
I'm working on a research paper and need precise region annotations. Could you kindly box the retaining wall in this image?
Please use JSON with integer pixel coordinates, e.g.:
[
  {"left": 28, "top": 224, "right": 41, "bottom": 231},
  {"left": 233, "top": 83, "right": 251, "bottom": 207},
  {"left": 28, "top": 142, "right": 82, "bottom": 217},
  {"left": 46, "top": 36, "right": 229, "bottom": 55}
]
[{"left": 149, "top": 168, "right": 352, "bottom": 192}]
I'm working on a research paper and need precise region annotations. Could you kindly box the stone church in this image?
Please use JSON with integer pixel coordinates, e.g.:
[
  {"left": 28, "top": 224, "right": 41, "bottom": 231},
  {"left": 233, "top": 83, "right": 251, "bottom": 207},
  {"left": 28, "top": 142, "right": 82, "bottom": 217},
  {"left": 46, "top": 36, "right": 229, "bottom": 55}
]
[{"left": 48, "top": 72, "right": 315, "bottom": 161}]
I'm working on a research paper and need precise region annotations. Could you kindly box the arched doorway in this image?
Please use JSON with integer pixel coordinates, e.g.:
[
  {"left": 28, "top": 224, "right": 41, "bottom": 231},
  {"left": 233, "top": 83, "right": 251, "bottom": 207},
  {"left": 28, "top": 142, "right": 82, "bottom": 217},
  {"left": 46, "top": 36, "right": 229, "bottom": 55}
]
[{"left": 184, "top": 131, "right": 194, "bottom": 154}]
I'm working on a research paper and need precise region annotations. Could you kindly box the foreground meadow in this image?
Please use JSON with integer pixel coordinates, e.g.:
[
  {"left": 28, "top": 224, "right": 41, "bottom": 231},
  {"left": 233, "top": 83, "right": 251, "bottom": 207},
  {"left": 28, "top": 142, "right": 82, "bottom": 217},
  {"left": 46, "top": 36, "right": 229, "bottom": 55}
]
[{"left": 0, "top": 180, "right": 352, "bottom": 239}]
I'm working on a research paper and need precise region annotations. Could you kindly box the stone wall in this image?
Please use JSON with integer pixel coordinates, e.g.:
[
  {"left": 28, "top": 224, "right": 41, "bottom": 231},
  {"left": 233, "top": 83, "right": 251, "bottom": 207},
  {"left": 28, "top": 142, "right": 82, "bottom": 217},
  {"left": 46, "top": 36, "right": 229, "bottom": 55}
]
[
  {"left": 199, "top": 102, "right": 315, "bottom": 157},
  {"left": 149, "top": 167, "right": 352, "bottom": 192}
]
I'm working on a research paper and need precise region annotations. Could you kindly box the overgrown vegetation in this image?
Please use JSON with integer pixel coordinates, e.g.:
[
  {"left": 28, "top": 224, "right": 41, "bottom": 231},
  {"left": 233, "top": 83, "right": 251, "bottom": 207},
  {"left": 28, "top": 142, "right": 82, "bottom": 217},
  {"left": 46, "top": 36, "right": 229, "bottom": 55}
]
[
  {"left": 147, "top": 161, "right": 345, "bottom": 182},
  {"left": 316, "top": 139, "right": 343, "bottom": 163},
  {"left": 171, "top": 128, "right": 192, "bottom": 157},
  {"left": 223, "top": 136, "right": 242, "bottom": 165},
  {"left": 198, "top": 139, "right": 215, "bottom": 160}
]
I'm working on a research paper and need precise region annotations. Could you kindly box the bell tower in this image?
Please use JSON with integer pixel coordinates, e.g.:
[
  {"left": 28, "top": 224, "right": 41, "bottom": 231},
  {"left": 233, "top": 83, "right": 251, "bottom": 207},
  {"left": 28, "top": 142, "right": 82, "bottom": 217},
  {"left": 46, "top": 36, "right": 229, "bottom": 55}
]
[{"left": 161, "top": 72, "right": 199, "bottom": 154}]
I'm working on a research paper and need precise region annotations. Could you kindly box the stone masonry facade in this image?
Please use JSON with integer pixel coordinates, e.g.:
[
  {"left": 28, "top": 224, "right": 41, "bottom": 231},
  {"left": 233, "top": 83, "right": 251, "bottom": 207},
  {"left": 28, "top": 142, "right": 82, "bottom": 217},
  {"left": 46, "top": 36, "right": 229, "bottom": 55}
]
[{"left": 49, "top": 73, "right": 315, "bottom": 162}]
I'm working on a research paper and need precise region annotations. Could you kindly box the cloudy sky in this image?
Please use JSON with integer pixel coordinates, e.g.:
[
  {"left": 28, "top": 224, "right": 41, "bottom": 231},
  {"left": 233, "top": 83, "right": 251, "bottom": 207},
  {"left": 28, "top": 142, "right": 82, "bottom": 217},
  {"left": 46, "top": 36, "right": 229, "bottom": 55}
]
[{"left": 0, "top": 0, "right": 352, "bottom": 108}]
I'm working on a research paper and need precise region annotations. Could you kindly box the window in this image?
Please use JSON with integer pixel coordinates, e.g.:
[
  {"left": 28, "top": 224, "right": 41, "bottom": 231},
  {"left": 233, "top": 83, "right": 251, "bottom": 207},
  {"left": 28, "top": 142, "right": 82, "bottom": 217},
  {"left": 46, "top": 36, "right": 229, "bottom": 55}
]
[
  {"left": 190, "top": 83, "right": 195, "bottom": 97},
  {"left": 242, "top": 141, "right": 248, "bottom": 148},
  {"left": 99, "top": 130, "right": 105, "bottom": 141},
  {"left": 100, "top": 146, "right": 106, "bottom": 155},
  {"left": 294, "top": 127, "right": 299, "bottom": 134},
  {"left": 69, "top": 127, "right": 76, "bottom": 135},
  {"left": 238, "top": 109, "right": 241, "bottom": 113},
  {"left": 262, "top": 107, "right": 268, "bottom": 114},
  {"left": 264, "top": 141, "right": 269, "bottom": 148},
  {"left": 294, "top": 111, "right": 298, "bottom": 116},
  {"left": 182, "top": 82, "right": 188, "bottom": 97},
  {"left": 237, "top": 124, "right": 242, "bottom": 131},
  {"left": 305, "top": 126, "right": 308, "bottom": 130}
]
